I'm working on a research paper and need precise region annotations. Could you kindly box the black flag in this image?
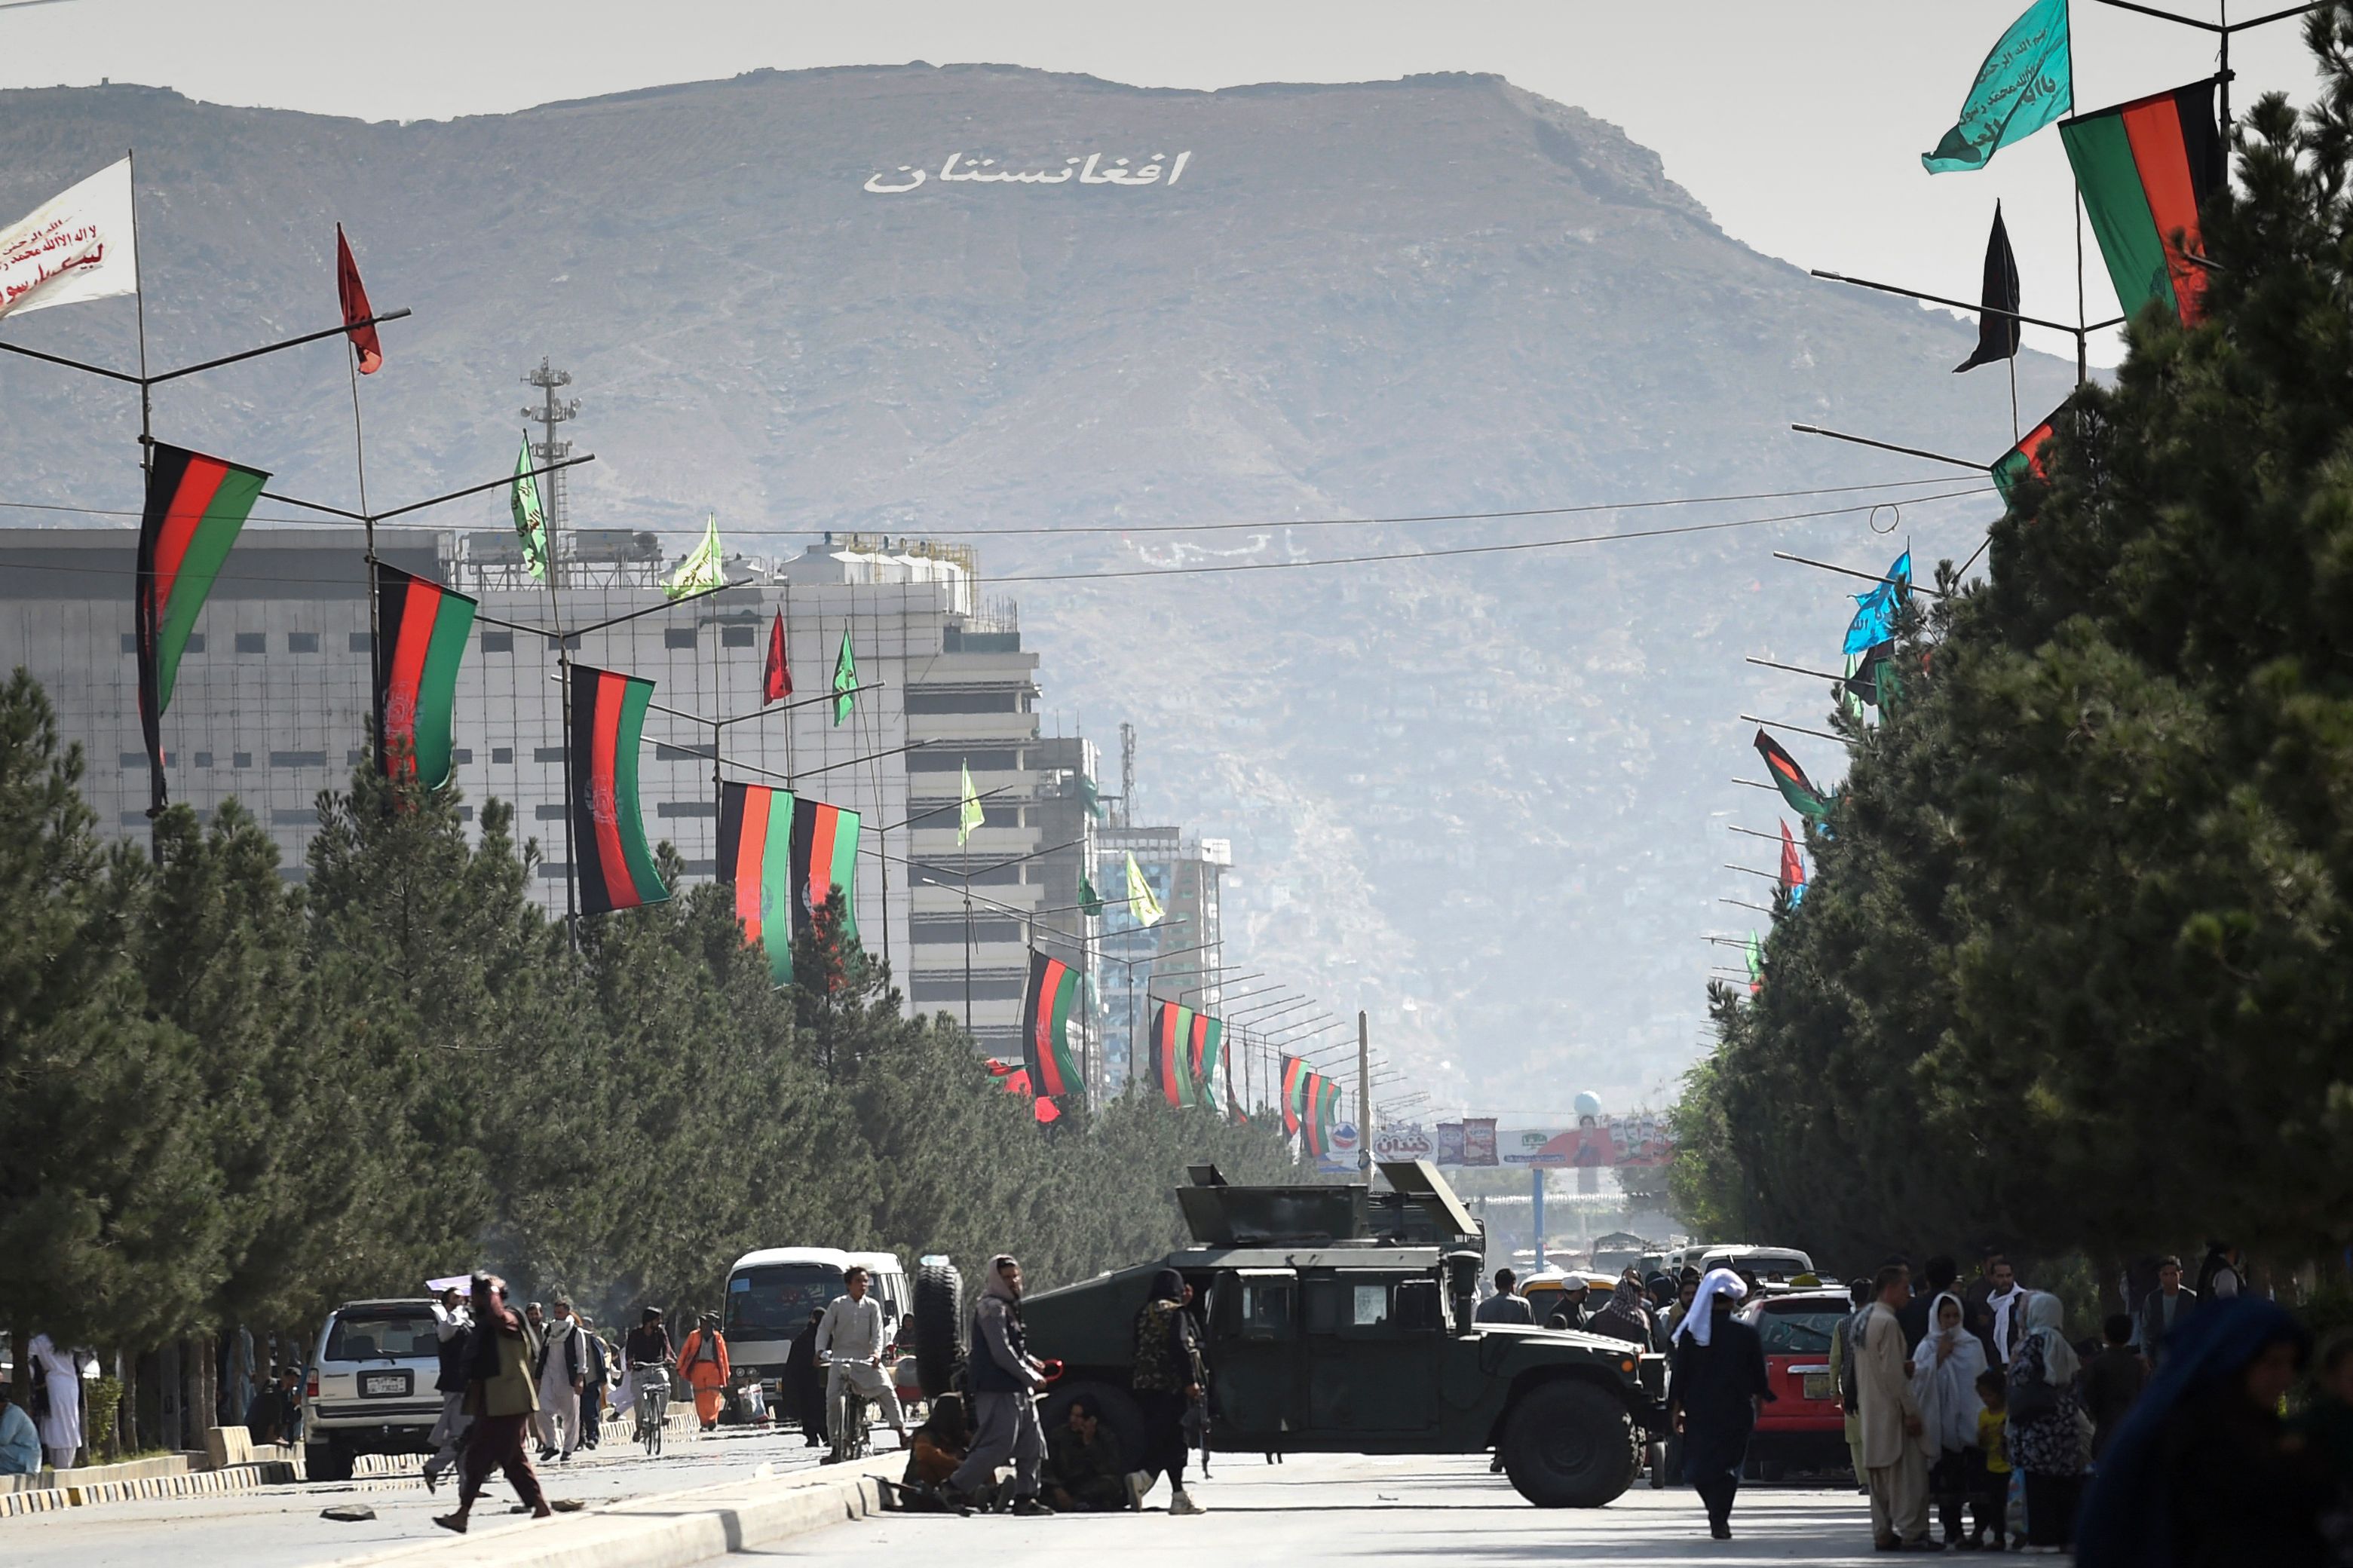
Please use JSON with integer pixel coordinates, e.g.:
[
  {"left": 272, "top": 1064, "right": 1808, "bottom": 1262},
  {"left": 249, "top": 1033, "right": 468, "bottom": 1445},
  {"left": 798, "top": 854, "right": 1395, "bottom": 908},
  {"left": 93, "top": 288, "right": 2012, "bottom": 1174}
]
[{"left": 1954, "top": 202, "right": 2022, "bottom": 373}]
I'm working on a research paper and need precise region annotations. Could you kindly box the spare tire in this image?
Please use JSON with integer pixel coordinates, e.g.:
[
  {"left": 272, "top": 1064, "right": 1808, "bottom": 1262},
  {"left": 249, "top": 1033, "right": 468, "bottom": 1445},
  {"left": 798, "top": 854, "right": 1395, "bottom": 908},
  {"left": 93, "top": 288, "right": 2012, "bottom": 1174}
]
[
  {"left": 913, "top": 1260, "right": 965, "bottom": 1399},
  {"left": 1500, "top": 1378, "right": 1638, "bottom": 1508}
]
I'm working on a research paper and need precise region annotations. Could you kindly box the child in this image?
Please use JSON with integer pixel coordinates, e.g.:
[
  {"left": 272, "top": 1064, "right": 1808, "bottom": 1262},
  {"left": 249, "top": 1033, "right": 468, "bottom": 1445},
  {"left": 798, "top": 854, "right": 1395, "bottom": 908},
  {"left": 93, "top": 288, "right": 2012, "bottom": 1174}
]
[{"left": 1973, "top": 1366, "right": 2010, "bottom": 1551}]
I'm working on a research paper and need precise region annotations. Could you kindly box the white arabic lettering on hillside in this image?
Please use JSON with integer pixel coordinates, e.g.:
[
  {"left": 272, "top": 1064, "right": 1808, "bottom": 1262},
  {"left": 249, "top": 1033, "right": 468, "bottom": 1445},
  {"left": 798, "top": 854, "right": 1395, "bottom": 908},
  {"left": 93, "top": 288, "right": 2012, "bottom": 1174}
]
[{"left": 864, "top": 150, "right": 1192, "bottom": 194}]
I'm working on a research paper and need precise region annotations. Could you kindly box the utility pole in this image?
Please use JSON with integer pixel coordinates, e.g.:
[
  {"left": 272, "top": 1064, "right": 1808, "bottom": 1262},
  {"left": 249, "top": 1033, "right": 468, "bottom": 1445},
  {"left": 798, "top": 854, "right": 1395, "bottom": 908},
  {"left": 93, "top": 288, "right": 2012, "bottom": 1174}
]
[
  {"left": 1357, "top": 1009, "right": 1371, "bottom": 1179},
  {"left": 1117, "top": 721, "right": 1136, "bottom": 827}
]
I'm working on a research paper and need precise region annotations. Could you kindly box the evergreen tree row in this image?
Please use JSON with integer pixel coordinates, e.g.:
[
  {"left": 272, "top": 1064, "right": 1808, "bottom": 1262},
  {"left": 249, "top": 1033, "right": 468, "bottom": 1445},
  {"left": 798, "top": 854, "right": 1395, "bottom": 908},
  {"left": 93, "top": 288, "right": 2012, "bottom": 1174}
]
[
  {"left": 1669, "top": 16, "right": 2353, "bottom": 1275},
  {"left": 0, "top": 671, "right": 1301, "bottom": 1364}
]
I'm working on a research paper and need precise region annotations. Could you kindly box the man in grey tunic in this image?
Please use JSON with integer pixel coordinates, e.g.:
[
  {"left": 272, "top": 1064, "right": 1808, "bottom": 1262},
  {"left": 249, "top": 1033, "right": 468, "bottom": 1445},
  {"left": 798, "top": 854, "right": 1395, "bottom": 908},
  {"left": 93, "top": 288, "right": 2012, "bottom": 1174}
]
[{"left": 816, "top": 1266, "right": 911, "bottom": 1449}]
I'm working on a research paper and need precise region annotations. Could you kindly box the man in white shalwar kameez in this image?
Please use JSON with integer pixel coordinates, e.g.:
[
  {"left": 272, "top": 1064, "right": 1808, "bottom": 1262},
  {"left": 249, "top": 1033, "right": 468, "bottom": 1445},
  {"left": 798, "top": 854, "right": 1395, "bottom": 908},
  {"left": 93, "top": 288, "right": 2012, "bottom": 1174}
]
[
  {"left": 1855, "top": 1266, "right": 1934, "bottom": 1550},
  {"left": 814, "top": 1267, "right": 909, "bottom": 1450},
  {"left": 27, "top": 1334, "right": 83, "bottom": 1469}
]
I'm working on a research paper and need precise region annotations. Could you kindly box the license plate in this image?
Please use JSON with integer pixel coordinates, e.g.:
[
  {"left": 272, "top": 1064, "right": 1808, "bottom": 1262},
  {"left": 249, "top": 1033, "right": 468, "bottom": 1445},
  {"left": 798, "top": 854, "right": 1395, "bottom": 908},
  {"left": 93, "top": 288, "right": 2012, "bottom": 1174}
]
[
  {"left": 1802, "top": 1373, "right": 1833, "bottom": 1401},
  {"left": 360, "top": 1371, "right": 411, "bottom": 1398}
]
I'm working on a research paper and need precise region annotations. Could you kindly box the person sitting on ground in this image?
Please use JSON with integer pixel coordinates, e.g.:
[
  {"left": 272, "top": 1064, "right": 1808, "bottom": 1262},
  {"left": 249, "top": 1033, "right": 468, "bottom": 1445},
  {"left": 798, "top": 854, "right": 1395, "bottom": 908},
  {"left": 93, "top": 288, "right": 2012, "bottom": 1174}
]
[
  {"left": 902, "top": 1392, "right": 971, "bottom": 1493},
  {"left": 0, "top": 1383, "right": 41, "bottom": 1475},
  {"left": 1044, "top": 1395, "right": 1130, "bottom": 1512},
  {"left": 1474, "top": 1269, "right": 1533, "bottom": 1325}
]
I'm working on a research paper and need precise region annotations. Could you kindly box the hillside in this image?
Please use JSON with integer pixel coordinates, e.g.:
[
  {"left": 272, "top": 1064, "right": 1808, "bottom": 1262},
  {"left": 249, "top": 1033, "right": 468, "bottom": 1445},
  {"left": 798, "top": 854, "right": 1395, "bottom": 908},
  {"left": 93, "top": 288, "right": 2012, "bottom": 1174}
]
[{"left": 0, "top": 66, "right": 2076, "bottom": 1110}]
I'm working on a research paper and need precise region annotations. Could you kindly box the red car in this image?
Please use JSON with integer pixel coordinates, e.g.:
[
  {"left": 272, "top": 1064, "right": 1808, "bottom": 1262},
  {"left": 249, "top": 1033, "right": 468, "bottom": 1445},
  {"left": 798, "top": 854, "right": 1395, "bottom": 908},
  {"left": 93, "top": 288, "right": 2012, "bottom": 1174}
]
[{"left": 1737, "top": 1288, "right": 1855, "bottom": 1479}]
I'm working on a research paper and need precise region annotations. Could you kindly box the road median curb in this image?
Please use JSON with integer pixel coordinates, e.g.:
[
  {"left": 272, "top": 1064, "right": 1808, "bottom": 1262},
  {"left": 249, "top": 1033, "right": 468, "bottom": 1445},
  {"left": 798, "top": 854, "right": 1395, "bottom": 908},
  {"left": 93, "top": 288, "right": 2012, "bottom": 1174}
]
[{"left": 320, "top": 1453, "right": 901, "bottom": 1568}]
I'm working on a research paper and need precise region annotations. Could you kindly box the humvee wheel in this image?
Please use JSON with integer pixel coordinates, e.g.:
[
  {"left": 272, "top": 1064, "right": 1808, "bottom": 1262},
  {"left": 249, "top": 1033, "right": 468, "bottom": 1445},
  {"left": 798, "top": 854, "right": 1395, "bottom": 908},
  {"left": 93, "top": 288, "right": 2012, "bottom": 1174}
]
[
  {"left": 914, "top": 1260, "right": 965, "bottom": 1398},
  {"left": 1500, "top": 1380, "right": 1638, "bottom": 1508}
]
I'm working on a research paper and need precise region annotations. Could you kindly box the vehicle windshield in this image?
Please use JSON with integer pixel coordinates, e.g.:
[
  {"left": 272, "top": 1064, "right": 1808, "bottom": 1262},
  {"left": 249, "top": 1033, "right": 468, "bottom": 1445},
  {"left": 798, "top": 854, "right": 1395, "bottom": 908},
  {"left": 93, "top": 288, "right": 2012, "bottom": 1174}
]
[
  {"left": 725, "top": 1263, "right": 847, "bottom": 1337},
  {"left": 325, "top": 1307, "right": 438, "bottom": 1361},
  {"left": 1754, "top": 1306, "right": 1844, "bottom": 1355}
]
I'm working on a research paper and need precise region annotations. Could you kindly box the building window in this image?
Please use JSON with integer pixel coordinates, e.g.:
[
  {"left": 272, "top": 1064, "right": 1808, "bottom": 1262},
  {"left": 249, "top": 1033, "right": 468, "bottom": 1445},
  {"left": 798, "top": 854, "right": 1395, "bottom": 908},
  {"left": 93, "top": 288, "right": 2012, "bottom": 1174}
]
[
  {"left": 538, "top": 862, "right": 571, "bottom": 879},
  {"left": 234, "top": 632, "right": 267, "bottom": 654},
  {"left": 908, "top": 975, "right": 1028, "bottom": 1003},
  {"left": 347, "top": 749, "right": 365, "bottom": 765},
  {"left": 121, "top": 633, "right": 136, "bottom": 654},
  {"left": 492, "top": 747, "right": 513, "bottom": 764},
  {"left": 195, "top": 752, "right": 213, "bottom": 768},
  {"left": 654, "top": 743, "right": 713, "bottom": 761},
  {"left": 905, "top": 689, "right": 1025, "bottom": 715},
  {"left": 118, "top": 810, "right": 150, "bottom": 825},
  {"left": 184, "top": 634, "right": 205, "bottom": 654},
  {"left": 679, "top": 859, "right": 717, "bottom": 877},
  {"left": 271, "top": 807, "right": 320, "bottom": 825},
  {"left": 909, "top": 749, "right": 1017, "bottom": 773},
  {"left": 534, "top": 746, "right": 566, "bottom": 764},
  {"left": 483, "top": 631, "right": 514, "bottom": 654},
  {"left": 546, "top": 632, "right": 584, "bottom": 651},
  {"left": 286, "top": 632, "right": 320, "bottom": 653},
  {"left": 455, "top": 806, "right": 474, "bottom": 822},
  {"left": 233, "top": 752, "right": 253, "bottom": 769},
  {"left": 534, "top": 804, "right": 566, "bottom": 820},
  {"left": 270, "top": 750, "right": 327, "bottom": 768},
  {"left": 657, "top": 800, "right": 717, "bottom": 818},
  {"left": 452, "top": 748, "right": 473, "bottom": 764},
  {"left": 349, "top": 631, "right": 373, "bottom": 652},
  {"left": 278, "top": 866, "right": 310, "bottom": 885},
  {"left": 721, "top": 625, "right": 755, "bottom": 648},
  {"left": 664, "top": 628, "right": 697, "bottom": 650}
]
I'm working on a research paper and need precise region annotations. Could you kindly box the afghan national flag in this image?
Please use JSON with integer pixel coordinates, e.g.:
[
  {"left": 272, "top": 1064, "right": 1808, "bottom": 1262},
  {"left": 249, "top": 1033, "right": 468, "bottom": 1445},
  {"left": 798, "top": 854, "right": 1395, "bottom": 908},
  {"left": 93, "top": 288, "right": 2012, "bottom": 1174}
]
[
  {"left": 1993, "top": 403, "right": 2065, "bottom": 507},
  {"left": 1282, "top": 1055, "right": 1309, "bottom": 1134},
  {"left": 136, "top": 443, "right": 268, "bottom": 795},
  {"left": 335, "top": 225, "right": 383, "bottom": 375},
  {"left": 763, "top": 611, "right": 791, "bottom": 703},
  {"left": 373, "top": 564, "right": 476, "bottom": 789},
  {"left": 716, "top": 782, "right": 864, "bottom": 977},
  {"left": 831, "top": 628, "right": 857, "bottom": 726},
  {"left": 510, "top": 435, "right": 548, "bottom": 582},
  {"left": 1955, "top": 203, "right": 2022, "bottom": 372},
  {"left": 1755, "top": 729, "right": 1834, "bottom": 825},
  {"left": 1190, "top": 1012, "right": 1225, "bottom": 1090},
  {"left": 2063, "top": 79, "right": 2222, "bottom": 328},
  {"left": 569, "top": 666, "right": 669, "bottom": 915},
  {"left": 1779, "top": 821, "right": 1807, "bottom": 908},
  {"left": 1150, "top": 1001, "right": 1200, "bottom": 1109},
  {"left": 1021, "top": 951, "right": 1081, "bottom": 1102},
  {"left": 1304, "top": 1074, "right": 1339, "bottom": 1158}
]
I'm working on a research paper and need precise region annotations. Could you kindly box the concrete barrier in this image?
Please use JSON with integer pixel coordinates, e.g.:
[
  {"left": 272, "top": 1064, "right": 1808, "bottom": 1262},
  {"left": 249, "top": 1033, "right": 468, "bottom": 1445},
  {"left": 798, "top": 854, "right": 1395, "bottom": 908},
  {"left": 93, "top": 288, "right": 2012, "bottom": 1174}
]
[{"left": 320, "top": 1453, "right": 902, "bottom": 1568}]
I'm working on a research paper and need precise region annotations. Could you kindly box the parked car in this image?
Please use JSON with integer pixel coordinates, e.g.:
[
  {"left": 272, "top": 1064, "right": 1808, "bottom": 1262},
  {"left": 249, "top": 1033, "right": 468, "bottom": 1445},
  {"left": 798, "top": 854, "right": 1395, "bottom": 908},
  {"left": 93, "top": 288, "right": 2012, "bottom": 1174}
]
[
  {"left": 303, "top": 1298, "right": 444, "bottom": 1481},
  {"left": 1737, "top": 1286, "right": 1854, "bottom": 1479},
  {"left": 1662, "top": 1243, "right": 1815, "bottom": 1285}
]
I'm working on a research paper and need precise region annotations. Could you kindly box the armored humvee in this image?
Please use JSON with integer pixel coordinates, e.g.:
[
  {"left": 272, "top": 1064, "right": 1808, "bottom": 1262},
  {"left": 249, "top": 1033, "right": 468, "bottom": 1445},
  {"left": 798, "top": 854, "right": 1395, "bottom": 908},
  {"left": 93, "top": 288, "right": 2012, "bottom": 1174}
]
[{"left": 923, "top": 1159, "right": 1668, "bottom": 1508}]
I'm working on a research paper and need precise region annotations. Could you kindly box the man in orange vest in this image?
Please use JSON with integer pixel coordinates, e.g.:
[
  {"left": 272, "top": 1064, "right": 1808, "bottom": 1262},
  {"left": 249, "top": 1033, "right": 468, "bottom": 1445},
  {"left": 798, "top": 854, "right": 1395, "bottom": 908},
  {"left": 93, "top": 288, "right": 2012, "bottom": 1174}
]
[{"left": 676, "top": 1312, "right": 731, "bottom": 1431}]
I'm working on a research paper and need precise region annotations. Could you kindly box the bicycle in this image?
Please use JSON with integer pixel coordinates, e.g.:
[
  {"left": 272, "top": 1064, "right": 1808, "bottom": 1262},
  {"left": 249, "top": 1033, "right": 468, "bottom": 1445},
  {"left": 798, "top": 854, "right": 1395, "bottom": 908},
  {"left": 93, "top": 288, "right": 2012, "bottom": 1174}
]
[
  {"left": 633, "top": 1365, "right": 672, "bottom": 1458},
  {"left": 826, "top": 1359, "right": 873, "bottom": 1465}
]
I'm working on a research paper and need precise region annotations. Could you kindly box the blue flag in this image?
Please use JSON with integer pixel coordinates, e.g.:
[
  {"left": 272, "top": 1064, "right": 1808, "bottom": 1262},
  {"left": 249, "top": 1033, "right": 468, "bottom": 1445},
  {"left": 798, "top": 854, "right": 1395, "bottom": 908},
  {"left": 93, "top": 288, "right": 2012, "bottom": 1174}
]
[
  {"left": 1842, "top": 550, "right": 1912, "bottom": 656},
  {"left": 1922, "top": 0, "right": 2073, "bottom": 173}
]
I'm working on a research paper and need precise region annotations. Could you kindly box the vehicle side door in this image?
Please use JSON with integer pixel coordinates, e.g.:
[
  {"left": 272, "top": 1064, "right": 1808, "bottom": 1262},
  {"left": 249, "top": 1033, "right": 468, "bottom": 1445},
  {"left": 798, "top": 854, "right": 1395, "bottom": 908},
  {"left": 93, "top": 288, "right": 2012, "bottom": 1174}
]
[
  {"left": 1209, "top": 1269, "right": 1301, "bottom": 1439},
  {"left": 1301, "top": 1270, "right": 1441, "bottom": 1432}
]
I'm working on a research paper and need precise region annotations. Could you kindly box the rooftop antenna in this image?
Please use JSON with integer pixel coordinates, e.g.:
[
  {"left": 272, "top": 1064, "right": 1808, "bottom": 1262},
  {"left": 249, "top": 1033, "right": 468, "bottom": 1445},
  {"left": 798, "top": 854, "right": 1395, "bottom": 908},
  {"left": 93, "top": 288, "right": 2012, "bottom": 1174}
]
[{"left": 1118, "top": 721, "right": 1137, "bottom": 827}]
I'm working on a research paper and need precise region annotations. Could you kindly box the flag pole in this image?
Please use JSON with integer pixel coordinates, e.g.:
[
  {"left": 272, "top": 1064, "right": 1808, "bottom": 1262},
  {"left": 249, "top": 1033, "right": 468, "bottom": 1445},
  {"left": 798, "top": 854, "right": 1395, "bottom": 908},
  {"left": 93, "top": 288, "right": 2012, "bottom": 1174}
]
[
  {"left": 529, "top": 425, "right": 578, "bottom": 949},
  {"left": 345, "top": 308, "right": 381, "bottom": 776}
]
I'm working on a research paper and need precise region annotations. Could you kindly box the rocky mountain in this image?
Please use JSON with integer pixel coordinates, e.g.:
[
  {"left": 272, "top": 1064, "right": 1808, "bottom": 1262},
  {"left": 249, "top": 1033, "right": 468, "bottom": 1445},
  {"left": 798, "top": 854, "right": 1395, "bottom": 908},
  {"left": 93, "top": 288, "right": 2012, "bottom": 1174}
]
[{"left": 0, "top": 65, "right": 2074, "bottom": 1112}]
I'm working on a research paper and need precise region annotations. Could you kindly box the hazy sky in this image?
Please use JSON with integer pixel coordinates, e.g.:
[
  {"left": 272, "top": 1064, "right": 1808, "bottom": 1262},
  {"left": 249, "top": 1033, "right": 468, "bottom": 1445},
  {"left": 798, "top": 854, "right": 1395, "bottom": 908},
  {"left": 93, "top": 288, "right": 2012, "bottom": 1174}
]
[{"left": 1, "top": 1, "right": 2324, "bottom": 367}]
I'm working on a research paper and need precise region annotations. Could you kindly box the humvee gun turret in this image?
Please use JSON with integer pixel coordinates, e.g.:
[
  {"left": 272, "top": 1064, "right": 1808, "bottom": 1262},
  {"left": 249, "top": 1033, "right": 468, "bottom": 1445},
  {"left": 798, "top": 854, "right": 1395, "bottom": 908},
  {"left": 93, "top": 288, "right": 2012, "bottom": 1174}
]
[{"left": 963, "top": 1159, "right": 1668, "bottom": 1507}]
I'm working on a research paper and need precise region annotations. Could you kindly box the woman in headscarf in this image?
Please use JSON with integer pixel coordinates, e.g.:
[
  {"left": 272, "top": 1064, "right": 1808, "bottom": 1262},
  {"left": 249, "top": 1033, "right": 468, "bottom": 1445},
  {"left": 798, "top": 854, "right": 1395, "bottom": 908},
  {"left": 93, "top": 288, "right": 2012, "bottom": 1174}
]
[
  {"left": 1909, "top": 1290, "right": 1989, "bottom": 1549},
  {"left": 1667, "top": 1268, "right": 1773, "bottom": 1541},
  {"left": 2078, "top": 1296, "right": 2329, "bottom": 1568},
  {"left": 2005, "top": 1291, "right": 2085, "bottom": 1551}
]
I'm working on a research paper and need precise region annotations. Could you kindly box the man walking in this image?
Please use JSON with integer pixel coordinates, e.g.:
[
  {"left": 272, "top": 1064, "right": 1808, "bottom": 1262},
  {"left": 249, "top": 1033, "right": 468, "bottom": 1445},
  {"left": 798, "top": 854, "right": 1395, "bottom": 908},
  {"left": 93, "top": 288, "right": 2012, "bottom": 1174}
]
[
  {"left": 676, "top": 1312, "right": 731, "bottom": 1432},
  {"left": 1981, "top": 1256, "right": 2025, "bottom": 1368},
  {"left": 423, "top": 1285, "right": 473, "bottom": 1490},
  {"left": 1475, "top": 1269, "right": 1533, "bottom": 1325},
  {"left": 2135, "top": 1254, "right": 2196, "bottom": 1368},
  {"left": 434, "top": 1274, "right": 550, "bottom": 1534},
  {"left": 1855, "top": 1263, "right": 1935, "bottom": 1551},
  {"left": 534, "top": 1298, "right": 587, "bottom": 1462},
  {"left": 816, "top": 1265, "right": 911, "bottom": 1455},
  {"left": 945, "top": 1254, "right": 1051, "bottom": 1515},
  {"left": 574, "top": 1312, "right": 609, "bottom": 1450}
]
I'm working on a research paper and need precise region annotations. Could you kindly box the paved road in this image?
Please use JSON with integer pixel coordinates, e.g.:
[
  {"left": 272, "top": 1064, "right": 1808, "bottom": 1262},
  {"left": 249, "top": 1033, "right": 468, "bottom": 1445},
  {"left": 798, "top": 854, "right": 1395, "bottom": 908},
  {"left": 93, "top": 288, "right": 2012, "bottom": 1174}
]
[
  {"left": 732, "top": 1454, "right": 1902, "bottom": 1566},
  {"left": 2, "top": 1422, "right": 850, "bottom": 1568}
]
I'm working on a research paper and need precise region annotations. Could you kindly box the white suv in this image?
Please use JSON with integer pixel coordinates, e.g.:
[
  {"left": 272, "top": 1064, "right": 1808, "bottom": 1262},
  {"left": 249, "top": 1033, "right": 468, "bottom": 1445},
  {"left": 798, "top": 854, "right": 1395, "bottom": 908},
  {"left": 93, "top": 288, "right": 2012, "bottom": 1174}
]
[{"left": 303, "top": 1298, "right": 446, "bottom": 1481}]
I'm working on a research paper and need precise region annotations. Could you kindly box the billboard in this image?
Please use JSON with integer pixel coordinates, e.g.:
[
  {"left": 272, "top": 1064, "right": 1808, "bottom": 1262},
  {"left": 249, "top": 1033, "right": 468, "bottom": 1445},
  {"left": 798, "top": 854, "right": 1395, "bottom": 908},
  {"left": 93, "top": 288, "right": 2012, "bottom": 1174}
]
[{"left": 1405, "top": 1114, "right": 1671, "bottom": 1169}]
